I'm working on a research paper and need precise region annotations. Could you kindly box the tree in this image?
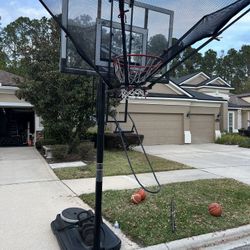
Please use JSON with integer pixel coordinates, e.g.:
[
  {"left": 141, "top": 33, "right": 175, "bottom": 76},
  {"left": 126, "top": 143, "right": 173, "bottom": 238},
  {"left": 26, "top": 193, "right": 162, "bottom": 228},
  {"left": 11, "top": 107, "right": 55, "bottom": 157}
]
[
  {"left": 17, "top": 72, "right": 96, "bottom": 152},
  {"left": 148, "top": 34, "right": 168, "bottom": 56},
  {"left": 200, "top": 49, "right": 217, "bottom": 76},
  {"left": 1, "top": 16, "right": 97, "bottom": 151}
]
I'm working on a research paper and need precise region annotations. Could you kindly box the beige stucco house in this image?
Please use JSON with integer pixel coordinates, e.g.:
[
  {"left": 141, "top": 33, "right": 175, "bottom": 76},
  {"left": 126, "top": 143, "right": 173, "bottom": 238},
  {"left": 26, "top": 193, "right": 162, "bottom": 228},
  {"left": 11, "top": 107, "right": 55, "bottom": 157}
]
[
  {"left": 115, "top": 72, "right": 244, "bottom": 145},
  {"left": 1, "top": 69, "right": 249, "bottom": 146},
  {"left": 228, "top": 93, "right": 250, "bottom": 132},
  {"left": 0, "top": 70, "right": 43, "bottom": 146}
]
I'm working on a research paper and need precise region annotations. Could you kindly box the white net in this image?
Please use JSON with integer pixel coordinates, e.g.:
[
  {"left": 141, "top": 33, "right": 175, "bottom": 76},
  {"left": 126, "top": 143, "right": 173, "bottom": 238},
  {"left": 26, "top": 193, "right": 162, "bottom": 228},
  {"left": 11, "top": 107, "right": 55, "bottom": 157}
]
[
  {"left": 120, "top": 88, "right": 147, "bottom": 100},
  {"left": 113, "top": 54, "right": 163, "bottom": 86}
]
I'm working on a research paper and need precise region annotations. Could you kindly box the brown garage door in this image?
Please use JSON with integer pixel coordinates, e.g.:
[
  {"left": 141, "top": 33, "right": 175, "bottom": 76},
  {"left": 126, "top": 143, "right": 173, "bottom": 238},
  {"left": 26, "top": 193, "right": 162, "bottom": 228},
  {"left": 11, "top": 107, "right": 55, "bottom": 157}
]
[
  {"left": 122, "top": 113, "right": 183, "bottom": 145},
  {"left": 190, "top": 115, "right": 215, "bottom": 144}
]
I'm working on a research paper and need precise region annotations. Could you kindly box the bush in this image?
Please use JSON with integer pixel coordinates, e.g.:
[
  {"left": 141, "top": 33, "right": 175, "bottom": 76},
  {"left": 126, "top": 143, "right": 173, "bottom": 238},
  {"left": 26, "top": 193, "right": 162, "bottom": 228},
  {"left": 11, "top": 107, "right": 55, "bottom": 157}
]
[
  {"left": 239, "top": 138, "right": 250, "bottom": 148},
  {"left": 52, "top": 145, "right": 69, "bottom": 160},
  {"left": 35, "top": 140, "right": 43, "bottom": 150},
  {"left": 76, "top": 141, "right": 96, "bottom": 161},
  {"left": 216, "top": 133, "right": 248, "bottom": 145},
  {"left": 104, "top": 133, "right": 144, "bottom": 149},
  {"left": 39, "top": 138, "right": 58, "bottom": 146}
]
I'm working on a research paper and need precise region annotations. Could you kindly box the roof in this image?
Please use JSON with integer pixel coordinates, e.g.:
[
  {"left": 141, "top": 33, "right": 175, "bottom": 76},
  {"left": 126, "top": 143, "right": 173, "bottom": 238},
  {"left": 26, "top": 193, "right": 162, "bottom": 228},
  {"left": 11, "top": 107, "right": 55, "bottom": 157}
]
[
  {"left": 234, "top": 93, "right": 250, "bottom": 98},
  {"left": 148, "top": 88, "right": 224, "bottom": 102},
  {"left": 170, "top": 72, "right": 231, "bottom": 88},
  {"left": 0, "top": 70, "right": 24, "bottom": 87},
  {"left": 228, "top": 95, "right": 250, "bottom": 108},
  {"left": 170, "top": 72, "right": 199, "bottom": 85},
  {"left": 184, "top": 89, "right": 224, "bottom": 101}
]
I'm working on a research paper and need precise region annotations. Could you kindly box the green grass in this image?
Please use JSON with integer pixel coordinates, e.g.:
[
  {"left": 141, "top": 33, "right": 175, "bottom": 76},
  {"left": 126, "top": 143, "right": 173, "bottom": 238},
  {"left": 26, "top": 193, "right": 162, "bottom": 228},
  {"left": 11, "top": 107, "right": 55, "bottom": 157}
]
[
  {"left": 81, "top": 179, "right": 250, "bottom": 247},
  {"left": 54, "top": 150, "right": 190, "bottom": 179}
]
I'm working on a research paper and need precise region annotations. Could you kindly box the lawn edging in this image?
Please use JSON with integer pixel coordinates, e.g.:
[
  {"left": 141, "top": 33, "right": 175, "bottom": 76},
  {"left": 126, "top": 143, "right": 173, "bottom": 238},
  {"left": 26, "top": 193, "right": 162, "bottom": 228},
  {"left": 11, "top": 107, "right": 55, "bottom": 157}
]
[{"left": 140, "top": 224, "right": 250, "bottom": 250}]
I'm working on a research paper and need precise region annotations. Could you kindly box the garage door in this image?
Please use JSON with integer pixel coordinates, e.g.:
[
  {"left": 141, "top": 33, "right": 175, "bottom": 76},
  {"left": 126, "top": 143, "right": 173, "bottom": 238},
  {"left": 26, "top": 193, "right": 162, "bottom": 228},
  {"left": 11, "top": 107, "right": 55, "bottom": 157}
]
[
  {"left": 123, "top": 113, "right": 183, "bottom": 145},
  {"left": 190, "top": 115, "right": 214, "bottom": 144}
]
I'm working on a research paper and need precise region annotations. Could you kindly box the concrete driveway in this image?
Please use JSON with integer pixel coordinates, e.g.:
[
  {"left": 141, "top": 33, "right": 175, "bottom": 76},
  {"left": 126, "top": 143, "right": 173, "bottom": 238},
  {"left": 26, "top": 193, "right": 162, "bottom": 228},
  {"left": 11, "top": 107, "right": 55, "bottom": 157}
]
[
  {"left": 0, "top": 147, "right": 137, "bottom": 250},
  {"left": 0, "top": 147, "right": 92, "bottom": 250},
  {"left": 140, "top": 144, "right": 250, "bottom": 185}
]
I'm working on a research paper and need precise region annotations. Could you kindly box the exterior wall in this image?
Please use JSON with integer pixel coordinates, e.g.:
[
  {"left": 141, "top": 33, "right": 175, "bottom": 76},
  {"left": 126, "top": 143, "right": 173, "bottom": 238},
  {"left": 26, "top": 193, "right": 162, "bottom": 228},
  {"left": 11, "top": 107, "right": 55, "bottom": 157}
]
[
  {"left": 113, "top": 98, "right": 222, "bottom": 144},
  {"left": 148, "top": 83, "right": 179, "bottom": 95},
  {"left": 242, "top": 97, "right": 250, "bottom": 103},
  {"left": 220, "top": 102, "right": 228, "bottom": 131},
  {"left": 182, "top": 75, "right": 208, "bottom": 86},
  {"left": 242, "top": 110, "right": 250, "bottom": 129},
  {"left": 0, "top": 89, "right": 32, "bottom": 107}
]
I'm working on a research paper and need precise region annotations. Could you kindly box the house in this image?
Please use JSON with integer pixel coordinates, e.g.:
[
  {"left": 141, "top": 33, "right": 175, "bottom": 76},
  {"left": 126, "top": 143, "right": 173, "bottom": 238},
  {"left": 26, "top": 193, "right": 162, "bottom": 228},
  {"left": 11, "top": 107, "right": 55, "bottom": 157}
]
[
  {"left": 228, "top": 93, "right": 250, "bottom": 132},
  {"left": 0, "top": 70, "right": 43, "bottom": 146},
  {"left": 115, "top": 72, "right": 240, "bottom": 145}
]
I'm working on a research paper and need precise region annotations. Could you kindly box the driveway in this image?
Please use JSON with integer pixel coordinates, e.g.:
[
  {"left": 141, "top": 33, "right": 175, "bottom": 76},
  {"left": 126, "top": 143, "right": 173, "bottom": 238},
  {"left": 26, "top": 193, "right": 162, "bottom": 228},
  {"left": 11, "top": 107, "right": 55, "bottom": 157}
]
[
  {"left": 140, "top": 144, "right": 250, "bottom": 185},
  {"left": 0, "top": 147, "right": 93, "bottom": 250},
  {"left": 0, "top": 147, "right": 137, "bottom": 250}
]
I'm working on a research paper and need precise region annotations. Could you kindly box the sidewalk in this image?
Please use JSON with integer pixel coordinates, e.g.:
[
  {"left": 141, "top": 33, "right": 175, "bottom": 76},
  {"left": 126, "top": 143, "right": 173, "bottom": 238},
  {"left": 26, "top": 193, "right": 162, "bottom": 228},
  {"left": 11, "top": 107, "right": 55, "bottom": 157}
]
[{"left": 63, "top": 168, "right": 223, "bottom": 195}]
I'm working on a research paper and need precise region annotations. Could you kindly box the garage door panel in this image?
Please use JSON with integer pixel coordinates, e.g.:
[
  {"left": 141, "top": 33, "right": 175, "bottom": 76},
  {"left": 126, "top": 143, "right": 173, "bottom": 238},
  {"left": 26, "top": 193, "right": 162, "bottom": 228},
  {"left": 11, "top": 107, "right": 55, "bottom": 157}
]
[
  {"left": 121, "top": 113, "right": 183, "bottom": 145},
  {"left": 190, "top": 115, "right": 214, "bottom": 144}
]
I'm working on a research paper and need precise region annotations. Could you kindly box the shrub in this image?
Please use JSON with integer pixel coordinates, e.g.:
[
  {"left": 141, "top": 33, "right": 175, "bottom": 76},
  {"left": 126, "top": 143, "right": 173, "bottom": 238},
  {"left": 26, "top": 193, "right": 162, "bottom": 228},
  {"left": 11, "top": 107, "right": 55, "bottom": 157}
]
[
  {"left": 52, "top": 145, "right": 69, "bottom": 160},
  {"left": 239, "top": 138, "right": 250, "bottom": 148},
  {"left": 104, "top": 133, "right": 144, "bottom": 149},
  {"left": 216, "top": 133, "right": 248, "bottom": 145},
  {"left": 76, "top": 141, "right": 96, "bottom": 161},
  {"left": 35, "top": 140, "right": 43, "bottom": 150},
  {"left": 39, "top": 138, "right": 58, "bottom": 146}
]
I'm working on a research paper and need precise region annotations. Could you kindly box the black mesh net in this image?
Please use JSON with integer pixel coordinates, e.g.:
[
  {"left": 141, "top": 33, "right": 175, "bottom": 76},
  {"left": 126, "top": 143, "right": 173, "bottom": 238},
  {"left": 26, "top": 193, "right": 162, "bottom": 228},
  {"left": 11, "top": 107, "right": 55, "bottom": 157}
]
[{"left": 39, "top": 0, "right": 250, "bottom": 88}]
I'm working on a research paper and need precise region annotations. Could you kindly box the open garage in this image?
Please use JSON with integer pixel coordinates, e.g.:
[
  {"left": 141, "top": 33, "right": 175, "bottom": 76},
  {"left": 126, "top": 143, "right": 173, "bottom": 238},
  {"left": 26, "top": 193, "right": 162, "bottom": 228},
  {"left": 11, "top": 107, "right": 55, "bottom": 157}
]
[{"left": 0, "top": 107, "right": 35, "bottom": 146}]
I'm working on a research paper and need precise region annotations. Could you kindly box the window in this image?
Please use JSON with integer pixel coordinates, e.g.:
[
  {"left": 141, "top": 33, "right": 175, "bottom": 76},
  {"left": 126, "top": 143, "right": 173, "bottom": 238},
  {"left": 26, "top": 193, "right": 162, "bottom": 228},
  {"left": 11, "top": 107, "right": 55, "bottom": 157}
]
[{"left": 228, "top": 112, "right": 234, "bottom": 133}]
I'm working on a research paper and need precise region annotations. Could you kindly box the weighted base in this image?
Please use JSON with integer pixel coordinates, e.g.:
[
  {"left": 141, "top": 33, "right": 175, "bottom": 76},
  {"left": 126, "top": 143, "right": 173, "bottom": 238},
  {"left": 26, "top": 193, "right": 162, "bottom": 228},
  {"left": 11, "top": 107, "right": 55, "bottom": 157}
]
[{"left": 51, "top": 207, "right": 121, "bottom": 250}]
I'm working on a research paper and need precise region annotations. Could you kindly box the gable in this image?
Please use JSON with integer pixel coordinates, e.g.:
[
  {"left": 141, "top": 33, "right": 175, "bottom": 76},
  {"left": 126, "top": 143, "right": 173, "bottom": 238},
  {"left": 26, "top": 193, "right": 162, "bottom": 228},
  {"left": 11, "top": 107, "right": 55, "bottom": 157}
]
[
  {"left": 149, "top": 83, "right": 180, "bottom": 95},
  {"left": 180, "top": 72, "right": 210, "bottom": 86},
  {"left": 148, "top": 82, "right": 192, "bottom": 97},
  {"left": 242, "top": 96, "right": 250, "bottom": 103},
  {"left": 206, "top": 77, "right": 231, "bottom": 87}
]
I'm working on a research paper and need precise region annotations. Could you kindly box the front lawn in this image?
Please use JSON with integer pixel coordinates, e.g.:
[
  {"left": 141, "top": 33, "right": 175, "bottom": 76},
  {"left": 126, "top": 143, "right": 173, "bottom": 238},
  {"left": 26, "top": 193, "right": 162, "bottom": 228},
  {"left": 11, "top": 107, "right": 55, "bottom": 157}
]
[
  {"left": 81, "top": 179, "right": 250, "bottom": 247},
  {"left": 54, "top": 150, "right": 190, "bottom": 179}
]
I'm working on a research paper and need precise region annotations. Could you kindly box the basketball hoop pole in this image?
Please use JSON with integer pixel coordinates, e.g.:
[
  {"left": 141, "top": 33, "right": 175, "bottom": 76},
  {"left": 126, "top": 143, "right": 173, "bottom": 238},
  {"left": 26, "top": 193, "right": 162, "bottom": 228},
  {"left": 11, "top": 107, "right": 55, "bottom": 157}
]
[{"left": 93, "top": 78, "right": 105, "bottom": 250}]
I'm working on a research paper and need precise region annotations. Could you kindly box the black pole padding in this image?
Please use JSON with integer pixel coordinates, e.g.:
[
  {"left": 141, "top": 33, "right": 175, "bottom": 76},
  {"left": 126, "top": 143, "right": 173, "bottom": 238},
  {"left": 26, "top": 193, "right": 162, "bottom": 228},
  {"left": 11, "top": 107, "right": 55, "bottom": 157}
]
[
  {"left": 118, "top": 0, "right": 130, "bottom": 88},
  {"left": 93, "top": 78, "right": 106, "bottom": 250}
]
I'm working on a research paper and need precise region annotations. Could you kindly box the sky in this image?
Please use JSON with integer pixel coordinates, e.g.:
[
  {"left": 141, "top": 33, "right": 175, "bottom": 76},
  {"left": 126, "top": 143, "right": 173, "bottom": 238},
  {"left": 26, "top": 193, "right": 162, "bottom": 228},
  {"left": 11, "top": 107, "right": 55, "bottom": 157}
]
[{"left": 0, "top": 0, "right": 249, "bottom": 55}]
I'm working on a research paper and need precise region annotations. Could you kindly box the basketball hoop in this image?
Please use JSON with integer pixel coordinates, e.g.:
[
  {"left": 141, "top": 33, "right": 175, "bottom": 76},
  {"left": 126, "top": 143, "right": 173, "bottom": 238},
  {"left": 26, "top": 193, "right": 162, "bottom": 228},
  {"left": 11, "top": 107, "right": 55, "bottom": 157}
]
[
  {"left": 113, "top": 54, "right": 163, "bottom": 86},
  {"left": 120, "top": 87, "right": 147, "bottom": 100}
]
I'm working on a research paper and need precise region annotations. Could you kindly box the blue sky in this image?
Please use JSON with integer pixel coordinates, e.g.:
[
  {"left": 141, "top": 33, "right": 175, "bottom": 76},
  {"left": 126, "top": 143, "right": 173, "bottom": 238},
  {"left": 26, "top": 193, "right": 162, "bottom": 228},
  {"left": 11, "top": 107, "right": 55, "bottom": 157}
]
[{"left": 0, "top": 0, "right": 249, "bottom": 55}]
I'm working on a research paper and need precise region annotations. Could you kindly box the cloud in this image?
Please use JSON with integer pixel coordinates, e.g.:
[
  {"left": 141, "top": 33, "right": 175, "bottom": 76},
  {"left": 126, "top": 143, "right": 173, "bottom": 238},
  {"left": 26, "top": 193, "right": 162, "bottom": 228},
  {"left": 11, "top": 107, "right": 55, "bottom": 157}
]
[{"left": 0, "top": 1, "right": 49, "bottom": 27}]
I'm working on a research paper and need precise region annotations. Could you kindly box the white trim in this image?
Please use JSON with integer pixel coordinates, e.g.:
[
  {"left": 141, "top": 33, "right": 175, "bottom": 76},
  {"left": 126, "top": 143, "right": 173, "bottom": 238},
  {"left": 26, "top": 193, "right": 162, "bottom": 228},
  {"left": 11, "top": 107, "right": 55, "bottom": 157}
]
[
  {"left": 127, "top": 96, "right": 226, "bottom": 104},
  {"left": 168, "top": 81, "right": 193, "bottom": 98},
  {"left": 183, "top": 85, "right": 233, "bottom": 90},
  {"left": 35, "top": 115, "right": 44, "bottom": 131},
  {"left": 205, "top": 77, "right": 231, "bottom": 87},
  {"left": 0, "top": 102, "right": 33, "bottom": 107},
  {"left": 179, "top": 72, "right": 210, "bottom": 86},
  {"left": 228, "top": 111, "right": 235, "bottom": 133},
  {"left": 0, "top": 86, "right": 19, "bottom": 90},
  {"left": 237, "top": 110, "right": 242, "bottom": 129}
]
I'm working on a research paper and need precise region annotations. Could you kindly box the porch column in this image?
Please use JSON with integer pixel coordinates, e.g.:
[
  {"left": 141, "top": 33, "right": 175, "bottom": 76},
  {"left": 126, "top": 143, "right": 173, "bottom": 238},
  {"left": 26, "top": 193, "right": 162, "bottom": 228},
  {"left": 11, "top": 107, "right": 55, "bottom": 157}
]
[{"left": 237, "top": 109, "right": 242, "bottom": 129}]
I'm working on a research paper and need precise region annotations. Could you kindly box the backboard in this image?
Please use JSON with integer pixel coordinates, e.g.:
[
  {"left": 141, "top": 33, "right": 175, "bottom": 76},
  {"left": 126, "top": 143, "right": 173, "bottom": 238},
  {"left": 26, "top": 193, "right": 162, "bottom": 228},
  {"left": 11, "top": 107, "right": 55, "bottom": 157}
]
[{"left": 60, "top": 0, "right": 174, "bottom": 76}]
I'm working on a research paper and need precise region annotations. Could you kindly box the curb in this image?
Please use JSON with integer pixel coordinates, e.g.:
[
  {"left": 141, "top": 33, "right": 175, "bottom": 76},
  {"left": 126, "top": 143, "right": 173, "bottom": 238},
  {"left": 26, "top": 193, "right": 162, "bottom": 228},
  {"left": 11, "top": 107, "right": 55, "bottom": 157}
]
[{"left": 140, "top": 224, "right": 250, "bottom": 250}]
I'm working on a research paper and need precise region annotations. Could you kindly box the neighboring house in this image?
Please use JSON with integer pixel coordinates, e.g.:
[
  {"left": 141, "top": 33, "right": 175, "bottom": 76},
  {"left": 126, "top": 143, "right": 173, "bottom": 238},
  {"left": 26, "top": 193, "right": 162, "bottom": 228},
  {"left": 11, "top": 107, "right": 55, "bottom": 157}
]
[
  {"left": 115, "top": 72, "right": 240, "bottom": 145},
  {"left": 228, "top": 94, "right": 250, "bottom": 132},
  {"left": 0, "top": 70, "right": 43, "bottom": 146}
]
